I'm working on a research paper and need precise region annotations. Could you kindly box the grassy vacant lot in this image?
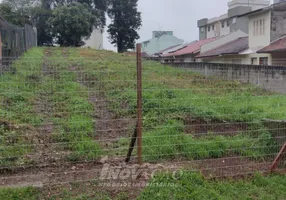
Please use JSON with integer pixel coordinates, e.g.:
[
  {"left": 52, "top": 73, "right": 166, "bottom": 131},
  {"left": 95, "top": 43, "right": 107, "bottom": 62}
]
[
  {"left": 0, "top": 47, "right": 286, "bottom": 199},
  {"left": 77, "top": 48, "right": 283, "bottom": 162},
  {"left": 1, "top": 47, "right": 284, "bottom": 165}
]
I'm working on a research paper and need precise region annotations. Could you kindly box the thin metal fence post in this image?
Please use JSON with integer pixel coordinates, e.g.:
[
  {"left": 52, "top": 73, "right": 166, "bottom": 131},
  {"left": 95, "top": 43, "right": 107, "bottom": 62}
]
[
  {"left": 136, "top": 43, "right": 143, "bottom": 164},
  {"left": 0, "top": 29, "right": 2, "bottom": 71}
]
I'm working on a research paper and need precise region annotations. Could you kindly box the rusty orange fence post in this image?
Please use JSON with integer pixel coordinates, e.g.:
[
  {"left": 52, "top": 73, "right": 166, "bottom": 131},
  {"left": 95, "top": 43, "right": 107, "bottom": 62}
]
[{"left": 136, "top": 43, "right": 143, "bottom": 164}]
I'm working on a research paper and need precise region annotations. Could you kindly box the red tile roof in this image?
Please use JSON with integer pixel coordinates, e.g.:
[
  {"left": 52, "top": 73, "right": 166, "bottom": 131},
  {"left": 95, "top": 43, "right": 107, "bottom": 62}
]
[
  {"left": 257, "top": 36, "right": 286, "bottom": 53},
  {"left": 196, "top": 37, "right": 249, "bottom": 58},
  {"left": 163, "top": 37, "right": 218, "bottom": 57}
]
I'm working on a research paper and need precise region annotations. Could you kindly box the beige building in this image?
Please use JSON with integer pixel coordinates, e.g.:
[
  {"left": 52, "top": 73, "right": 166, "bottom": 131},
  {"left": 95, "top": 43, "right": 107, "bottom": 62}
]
[
  {"left": 197, "top": 1, "right": 286, "bottom": 66},
  {"left": 239, "top": 2, "right": 286, "bottom": 65}
]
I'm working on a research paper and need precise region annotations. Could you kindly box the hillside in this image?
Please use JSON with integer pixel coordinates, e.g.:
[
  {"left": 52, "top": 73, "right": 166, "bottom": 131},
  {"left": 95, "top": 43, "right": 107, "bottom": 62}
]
[{"left": 0, "top": 47, "right": 285, "bottom": 199}]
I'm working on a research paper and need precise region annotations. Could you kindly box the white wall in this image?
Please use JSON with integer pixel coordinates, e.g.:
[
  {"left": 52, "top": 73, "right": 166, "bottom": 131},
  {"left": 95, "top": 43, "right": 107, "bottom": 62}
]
[
  {"left": 200, "top": 53, "right": 272, "bottom": 65},
  {"left": 248, "top": 11, "right": 271, "bottom": 48},
  {"left": 228, "top": 0, "right": 270, "bottom": 10},
  {"left": 201, "top": 30, "right": 248, "bottom": 53},
  {"left": 84, "top": 29, "right": 103, "bottom": 50},
  {"left": 206, "top": 21, "right": 230, "bottom": 39}
]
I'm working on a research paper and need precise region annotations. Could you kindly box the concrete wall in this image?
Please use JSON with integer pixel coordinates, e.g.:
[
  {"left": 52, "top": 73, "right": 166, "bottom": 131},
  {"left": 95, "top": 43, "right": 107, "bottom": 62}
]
[
  {"left": 249, "top": 10, "right": 271, "bottom": 48},
  {"left": 270, "top": 8, "right": 286, "bottom": 42},
  {"left": 228, "top": 0, "right": 270, "bottom": 10},
  {"left": 201, "top": 30, "right": 248, "bottom": 53},
  {"left": 84, "top": 29, "right": 103, "bottom": 50},
  {"left": 168, "top": 62, "right": 286, "bottom": 93},
  {"left": 206, "top": 20, "right": 231, "bottom": 38},
  {"left": 206, "top": 24, "right": 216, "bottom": 38},
  {"left": 199, "top": 26, "right": 207, "bottom": 40},
  {"left": 231, "top": 16, "right": 249, "bottom": 33}
]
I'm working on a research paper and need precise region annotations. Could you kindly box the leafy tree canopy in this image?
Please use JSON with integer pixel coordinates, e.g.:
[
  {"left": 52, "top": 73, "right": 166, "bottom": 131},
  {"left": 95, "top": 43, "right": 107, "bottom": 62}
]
[
  {"left": 107, "top": 0, "right": 142, "bottom": 53},
  {"left": 49, "top": 2, "right": 96, "bottom": 46}
]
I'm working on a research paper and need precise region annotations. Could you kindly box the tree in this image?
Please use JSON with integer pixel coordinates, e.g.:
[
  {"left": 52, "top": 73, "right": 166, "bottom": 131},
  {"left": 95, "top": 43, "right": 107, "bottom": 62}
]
[
  {"left": 107, "top": 0, "right": 142, "bottom": 53},
  {"left": 0, "top": 1, "right": 36, "bottom": 26},
  {"left": 31, "top": 6, "right": 54, "bottom": 45},
  {"left": 49, "top": 2, "right": 96, "bottom": 46},
  {"left": 53, "top": 0, "right": 108, "bottom": 28},
  {"left": 3, "top": 0, "right": 39, "bottom": 15}
]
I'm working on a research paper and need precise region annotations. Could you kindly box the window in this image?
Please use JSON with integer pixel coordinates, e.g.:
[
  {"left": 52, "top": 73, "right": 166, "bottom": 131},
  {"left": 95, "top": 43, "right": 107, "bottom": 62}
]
[
  {"left": 253, "top": 21, "right": 256, "bottom": 36},
  {"left": 227, "top": 20, "right": 230, "bottom": 27},
  {"left": 259, "top": 57, "right": 268, "bottom": 65},
  {"left": 262, "top": 19, "right": 265, "bottom": 35},
  {"left": 208, "top": 26, "right": 210, "bottom": 32},
  {"left": 256, "top": 20, "right": 259, "bottom": 36},
  {"left": 233, "top": 17, "right": 237, "bottom": 24},
  {"left": 251, "top": 58, "right": 258, "bottom": 65},
  {"left": 212, "top": 24, "right": 215, "bottom": 30},
  {"left": 254, "top": 19, "right": 265, "bottom": 36},
  {"left": 221, "top": 21, "right": 225, "bottom": 28},
  {"left": 201, "top": 27, "right": 204, "bottom": 32},
  {"left": 260, "top": 19, "right": 263, "bottom": 35}
]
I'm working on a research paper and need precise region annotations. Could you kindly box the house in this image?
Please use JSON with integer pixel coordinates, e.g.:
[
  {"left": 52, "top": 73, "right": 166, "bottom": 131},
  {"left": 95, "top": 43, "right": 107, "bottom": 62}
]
[
  {"left": 194, "top": 1, "right": 286, "bottom": 65},
  {"left": 197, "top": 0, "right": 270, "bottom": 40},
  {"left": 83, "top": 28, "right": 104, "bottom": 50},
  {"left": 238, "top": 1, "right": 286, "bottom": 65},
  {"left": 196, "top": 37, "right": 249, "bottom": 64},
  {"left": 257, "top": 36, "right": 286, "bottom": 66},
  {"left": 161, "top": 37, "right": 218, "bottom": 63},
  {"left": 141, "top": 31, "right": 184, "bottom": 55}
]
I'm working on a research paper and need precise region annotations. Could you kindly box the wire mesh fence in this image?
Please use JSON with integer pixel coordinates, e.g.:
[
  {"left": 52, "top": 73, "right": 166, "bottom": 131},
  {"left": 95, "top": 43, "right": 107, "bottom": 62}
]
[
  {"left": 0, "top": 47, "right": 285, "bottom": 188},
  {"left": 1, "top": 23, "right": 37, "bottom": 67}
]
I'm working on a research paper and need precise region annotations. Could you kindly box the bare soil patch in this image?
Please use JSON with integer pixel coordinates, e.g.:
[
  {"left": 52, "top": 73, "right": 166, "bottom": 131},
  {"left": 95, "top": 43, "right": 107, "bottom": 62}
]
[
  {"left": 90, "top": 94, "right": 135, "bottom": 147},
  {"left": 193, "top": 157, "right": 270, "bottom": 178},
  {"left": 184, "top": 116, "right": 249, "bottom": 137}
]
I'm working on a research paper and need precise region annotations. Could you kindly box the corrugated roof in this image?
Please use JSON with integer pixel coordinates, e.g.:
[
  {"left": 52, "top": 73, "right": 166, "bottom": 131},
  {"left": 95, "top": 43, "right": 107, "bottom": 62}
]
[
  {"left": 196, "top": 37, "right": 249, "bottom": 58},
  {"left": 163, "top": 37, "right": 218, "bottom": 57},
  {"left": 257, "top": 36, "right": 286, "bottom": 53},
  {"left": 155, "top": 44, "right": 182, "bottom": 55}
]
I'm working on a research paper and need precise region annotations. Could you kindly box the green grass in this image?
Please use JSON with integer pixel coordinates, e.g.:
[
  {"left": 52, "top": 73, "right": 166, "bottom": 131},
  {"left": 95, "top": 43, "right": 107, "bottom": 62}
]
[
  {"left": 0, "top": 48, "right": 101, "bottom": 166},
  {"left": 76, "top": 48, "right": 283, "bottom": 162},
  {"left": 138, "top": 172, "right": 286, "bottom": 200},
  {"left": 0, "top": 187, "right": 39, "bottom": 200},
  {"left": 142, "top": 120, "right": 276, "bottom": 162},
  {"left": 1, "top": 47, "right": 284, "bottom": 164},
  {"left": 0, "top": 47, "right": 286, "bottom": 200},
  {"left": 1, "top": 173, "right": 285, "bottom": 200}
]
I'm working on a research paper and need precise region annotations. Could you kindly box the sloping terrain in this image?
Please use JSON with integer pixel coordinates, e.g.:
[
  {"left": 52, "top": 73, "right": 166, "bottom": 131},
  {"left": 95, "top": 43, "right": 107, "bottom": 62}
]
[{"left": 0, "top": 47, "right": 285, "bottom": 199}]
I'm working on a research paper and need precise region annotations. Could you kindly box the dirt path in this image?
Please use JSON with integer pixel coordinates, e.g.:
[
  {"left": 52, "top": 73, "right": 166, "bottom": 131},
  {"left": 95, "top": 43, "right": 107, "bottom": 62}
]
[
  {"left": 64, "top": 48, "right": 135, "bottom": 150},
  {"left": 89, "top": 94, "right": 134, "bottom": 148},
  {"left": 27, "top": 49, "right": 69, "bottom": 165},
  {"left": 0, "top": 156, "right": 273, "bottom": 188}
]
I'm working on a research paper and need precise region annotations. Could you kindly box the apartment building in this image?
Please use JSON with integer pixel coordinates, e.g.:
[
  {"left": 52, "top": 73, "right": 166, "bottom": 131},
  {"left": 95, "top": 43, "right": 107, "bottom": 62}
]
[{"left": 197, "top": 0, "right": 270, "bottom": 40}]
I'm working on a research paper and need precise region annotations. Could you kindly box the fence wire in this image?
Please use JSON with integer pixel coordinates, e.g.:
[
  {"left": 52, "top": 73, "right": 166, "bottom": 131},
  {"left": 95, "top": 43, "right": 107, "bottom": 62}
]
[
  {"left": 1, "top": 24, "right": 37, "bottom": 67},
  {"left": 0, "top": 48, "right": 285, "bottom": 188}
]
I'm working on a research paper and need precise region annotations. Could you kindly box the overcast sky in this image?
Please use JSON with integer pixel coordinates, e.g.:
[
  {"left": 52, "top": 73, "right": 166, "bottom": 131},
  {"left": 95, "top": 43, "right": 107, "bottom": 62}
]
[
  {"left": 104, "top": 0, "right": 274, "bottom": 51},
  {"left": 0, "top": 0, "right": 274, "bottom": 50}
]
